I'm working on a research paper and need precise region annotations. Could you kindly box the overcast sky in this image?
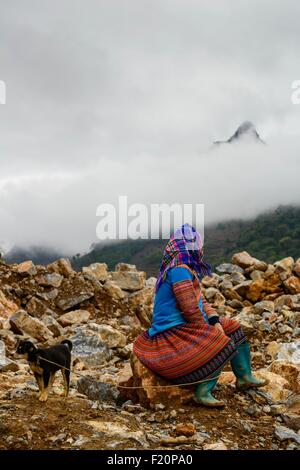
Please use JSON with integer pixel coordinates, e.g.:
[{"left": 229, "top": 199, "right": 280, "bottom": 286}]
[{"left": 0, "top": 0, "right": 300, "bottom": 253}]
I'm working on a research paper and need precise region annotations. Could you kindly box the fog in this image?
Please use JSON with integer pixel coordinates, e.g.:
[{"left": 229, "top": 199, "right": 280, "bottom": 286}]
[{"left": 0, "top": 1, "right": 299, "bottom": 254}]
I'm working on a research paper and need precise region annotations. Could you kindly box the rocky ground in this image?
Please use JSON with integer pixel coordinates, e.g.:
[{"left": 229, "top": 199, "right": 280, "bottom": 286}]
[{"left": 0, "top": 252, "right": 299, "bottom": 451}]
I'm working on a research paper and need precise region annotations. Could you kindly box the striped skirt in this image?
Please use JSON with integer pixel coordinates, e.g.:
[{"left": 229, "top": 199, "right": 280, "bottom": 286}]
[{"left": 133, "top": 317, "right": 246, "bottom": 383}]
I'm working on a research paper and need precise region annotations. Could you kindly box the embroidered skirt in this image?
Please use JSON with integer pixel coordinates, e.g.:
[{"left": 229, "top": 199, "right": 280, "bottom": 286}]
[{"left": 133, "top": 317, "right": 246, "bottom": 383}]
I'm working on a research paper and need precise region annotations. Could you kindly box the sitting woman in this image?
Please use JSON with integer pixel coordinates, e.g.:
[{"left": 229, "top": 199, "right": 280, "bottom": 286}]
[{"left": 133, "top": 224, "right": 267, "bottom": 407}]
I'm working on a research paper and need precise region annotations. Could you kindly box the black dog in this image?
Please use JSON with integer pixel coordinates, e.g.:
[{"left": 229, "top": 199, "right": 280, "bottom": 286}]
[{"left": 17, "top": 339, "right": 72, "bottom": 402}]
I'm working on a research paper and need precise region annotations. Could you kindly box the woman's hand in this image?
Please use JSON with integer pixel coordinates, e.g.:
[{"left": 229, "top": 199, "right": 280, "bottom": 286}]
[{"left": 214, "top": 322, "right": 225, "bottom": 334}]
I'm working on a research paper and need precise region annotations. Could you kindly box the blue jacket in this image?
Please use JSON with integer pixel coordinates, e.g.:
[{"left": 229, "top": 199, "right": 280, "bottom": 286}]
[{"left": 148, "top": 267, "right": 208, "bottom": 337}]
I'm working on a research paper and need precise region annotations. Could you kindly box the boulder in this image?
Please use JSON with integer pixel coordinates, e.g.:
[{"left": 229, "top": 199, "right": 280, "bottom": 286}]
[
  {"left": 257, "top": 319, "right": 272, "bottom": 333},
  {"left": 265, "top": 341, "right": 281, "bottom": 360},
  {"left": 36, "top": 273, "right": 63, "bottom": 288},
  {"left": 232, "top": 252, "right": 267, "bottom": 271},
  {"left": 250, "top": 270, "right": 265, "bottom": 281},
  {"left": 58, "top": 309, "right": 90, "bottom": 326},
  {"left": 204, "top": 288, "right": 225, "bottom": 307},
  {"left": 215, "top": 263, "right": 244, "bottom": 274},
  {"left": 82, "top": 263, "right": 109, "bottom": 282},
  {"left": 41, "top": 315, "right": 63, "bottom": 337},
  {"left": 235, "top": 312, "right": 256, "bottom": 336},
  {"left": 115, "top": 361, "right": 133, "bottom": 383},
  {"left": 284, "top": 276, "right": 300, "bottom": 295},
  {"left": 0, "top": 290, "right": 18, "bottom": 318},
  {"left": 254, "top": 369, "right": 292, "bottom": 404},
  {"left": 55, "top": 277, "right": 94, "bottom": 310},
  {"left": 9, "top": 309, "right": 53, "bottom": 342},
  {"left": 69, "top": 327, "right": 113, "bottom": 366},
  {"left": 96, "top": 324, "right": 127, "bottom": 348},
  {"left": 103, "top": 280, "right": 126, "bottom": 300},
  {"left": 145, "top": 277, "right": 157, "bottom": 288},
  {"left": 274, "top": 425, "right": 300, "bottom": 444},
  {"left": 234, "top": 279, "right": 271, "bottom": 303},
  {"left": 128, "top": 284, "right": 154, "bottom": 309},
  {"left": 227, "top": 299, "right": 244, "bottom": 309},
  {"left": 77, "top": 376, "right": 125, "bottom": 405},
  {"left": 0, "top": 339, "right": 10, "bottom": 371},
  {"left": 201, "top": 274, "right": 220, "bottom": 288},
  {"left": 16, "top": 260, "right": 37, "bottom": 276},
  {"left": 47, "top": 258, "right": 75, "bottom": 277},
  {"left": 286, "top": 395, "right": 300, "bottom": 416},
  {"left": 56, "top": 292, "right": 94, "bottom": 311},
  {"left": 253, "top": 300, "right": 274, "bottom": 314},
  {"left": 115, "top": 263, "right": 137, "bottom": 272},
  {"left": 26, "top": 297, "right": 48, "bottom": 318},
  {"left": 228, "top": 272, "right": 247, "bottom": 285},
  {"left": 270, "top": 361, "right": 300, "bottom": 392},
  {"left": 222, "top": 288, "right": 243, "bottom": 301},
  {"left": 111, "top": 270, "right": 146, "bottom": 292},
  {"left": 219, "top": 280, "right": 233, "bottom": 292},
  {"left": 204, "top": 287, "right": 219, "bottom": 301},
  {"left": 274, "top": 257, "right": 294, "bottom": 274},
  {"left": 277, "top": 324, "right": 293, "bottom": 335},
  {"left": 293, "top": 258, "right": 300, "bottom": 278},
  {"left": 262, "top": 272, "right": 282, "bottom": 296},
  {"left": 118, "top": 343, "right": 134, "bottom": 359},
  {"left": 274, "top": 294, "right": 295, "bottom": 312},
  {"left": 0, "top": 329, "right": 17, "bottom": 353},
  {"left": 275, "top": 340, "right": 300, "bottom": 365},
  {"left": 124, "top": 353, "right": 194, "bottom": 408},
  {"left": 37, "top": 289, "right": 59, "bottom": 301},
  {"left": 84, "top": 420, "right": 147, "bottom": 446}
]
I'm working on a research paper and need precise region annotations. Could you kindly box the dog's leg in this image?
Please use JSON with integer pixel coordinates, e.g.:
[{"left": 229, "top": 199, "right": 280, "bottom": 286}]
[
  {"left": 39, "top": 371, "right": 53, "bottom": 402},
  {"left": 49, "top": 372, "right": 56, "bottom": 388},
  {"left": 34, "top": 373, "right": 44, "bottom": 398},
  {"left": 61, "top": 368, "right": 70, "bottom": 397}
]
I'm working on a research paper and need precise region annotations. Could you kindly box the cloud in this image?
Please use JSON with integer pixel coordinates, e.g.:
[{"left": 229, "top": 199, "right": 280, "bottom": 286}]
[
  {"left": 0, "top": 137, "right": 299, "bottom": 253},
  {"left": 0, "top": 0, "right": 299, "bottom": 253}
]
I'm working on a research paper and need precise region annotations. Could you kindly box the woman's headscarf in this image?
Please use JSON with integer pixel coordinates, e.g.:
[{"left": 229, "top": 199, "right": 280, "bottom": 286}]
[{"left": 155, "top": 223, "right": 212, "bottom": 292}]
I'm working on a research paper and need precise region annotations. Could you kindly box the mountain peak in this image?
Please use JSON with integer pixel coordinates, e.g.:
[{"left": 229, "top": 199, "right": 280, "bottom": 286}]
[{"left": 214, "top": 121, "right": 264, "bottom": 145}]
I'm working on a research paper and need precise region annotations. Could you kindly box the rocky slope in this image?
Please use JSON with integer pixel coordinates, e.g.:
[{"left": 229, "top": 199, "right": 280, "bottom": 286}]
[{"left": 0, "top": 253, "right": 299, "bottom": 450}]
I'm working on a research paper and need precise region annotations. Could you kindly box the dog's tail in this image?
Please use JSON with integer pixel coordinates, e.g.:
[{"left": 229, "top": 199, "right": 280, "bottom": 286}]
[{"left": 61, "top": 339, "right": 73, "bottom": 351}]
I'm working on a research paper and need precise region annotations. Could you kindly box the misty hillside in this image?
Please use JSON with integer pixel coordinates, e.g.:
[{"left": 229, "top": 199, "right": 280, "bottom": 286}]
[
  {"left": 4, "top": 246, "right": 64, "bottom": 266},
  {"left": 4, "top": 206, "right": 299, "bottom": 276},
  {"left": 71, "top": 205, "right": 300, "bottom": 275}
]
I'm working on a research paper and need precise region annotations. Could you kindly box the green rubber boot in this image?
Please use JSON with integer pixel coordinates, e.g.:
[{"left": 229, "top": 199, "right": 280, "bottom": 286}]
[
  {"left": 231, "top": 342, "right": 268, "bottom": 391},
  {"left": 193, "top": 373, "right": 225, "bottom": 408}
]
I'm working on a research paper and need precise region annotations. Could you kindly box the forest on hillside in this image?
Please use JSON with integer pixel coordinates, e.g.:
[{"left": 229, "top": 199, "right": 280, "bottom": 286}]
[{"left": 71, "top": 206, "right": 300, "bottom": 276}]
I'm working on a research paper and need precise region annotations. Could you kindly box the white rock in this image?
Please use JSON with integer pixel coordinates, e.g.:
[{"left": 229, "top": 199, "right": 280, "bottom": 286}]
[
  {"left": 274, "top": 425, "right": 300, "bottom": 444},
  {"left": 203, "top": 442, "right": 228, "bottom": 450},
  {"left": 82, "top": 263, "right": 109, "bottom": 282},
  {"left": 58, "top": 309, "right": 91, "bottom": 326},
  {"left": 9, "top": 309, "right": 53, "bottom": 342},
  {"left": 276, "top": 340, "right": 300, "bottom": 365},
  {"left": 103, "top": 280, "right": 126, "bottom": 300},
  {"left": 111, "top": 270, "right": 146, "bottom": 292}
]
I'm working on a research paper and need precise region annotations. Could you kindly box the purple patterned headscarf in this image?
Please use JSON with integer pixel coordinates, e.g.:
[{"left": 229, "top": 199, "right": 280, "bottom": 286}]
[{"left": 155, "top": 223, "right": 212, "bottom": 292}]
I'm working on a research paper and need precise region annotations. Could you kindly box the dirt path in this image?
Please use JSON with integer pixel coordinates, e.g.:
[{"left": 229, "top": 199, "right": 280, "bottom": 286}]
[{"left": 0, "top": 381, "right": 285, "bottom": 450}]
